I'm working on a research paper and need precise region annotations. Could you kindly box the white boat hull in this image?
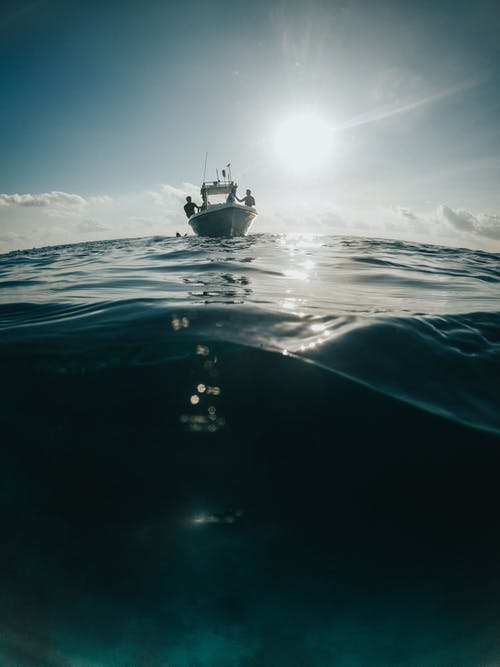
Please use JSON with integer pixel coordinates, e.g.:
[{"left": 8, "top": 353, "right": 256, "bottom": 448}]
[{"left": 188, "top": 203, "right": 257, "bottom": 237}]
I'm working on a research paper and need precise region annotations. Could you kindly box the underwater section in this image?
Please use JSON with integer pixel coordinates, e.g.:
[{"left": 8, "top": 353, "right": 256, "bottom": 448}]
[{"left": 1, "top": 234, "right": 500, "bottom": 665}]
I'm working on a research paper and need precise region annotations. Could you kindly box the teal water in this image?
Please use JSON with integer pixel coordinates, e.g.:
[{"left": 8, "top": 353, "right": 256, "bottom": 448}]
[{"left": 1, "top": 234, "right": 500, "bottom": 666}]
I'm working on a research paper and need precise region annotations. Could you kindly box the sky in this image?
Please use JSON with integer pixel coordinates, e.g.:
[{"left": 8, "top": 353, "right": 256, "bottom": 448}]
[{"left": 1, "top": 0, "right": 500, "bottom": 252}]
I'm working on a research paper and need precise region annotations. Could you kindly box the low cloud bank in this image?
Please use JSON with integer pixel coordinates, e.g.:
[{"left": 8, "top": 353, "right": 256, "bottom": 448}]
[
  {"left": 151, "top": 183, "right": 198, "bottom": 208},
  {"left": 0, "top": 191, "right": 113, "bottom": 210},
  {"left": 1, "top": 186, "right": 499, "bottom": 253},
  {"left": 438, "top": 205, "right": 500, "bottom": 241},
  {"left": 77, "top": 219, "right": 111, "bottom": 232},
  {"left": 0, "top": 186, "right": 192, "bottom": 252},
  {"left": 0, "top": 191, "right": 87, "bottom": 209}
]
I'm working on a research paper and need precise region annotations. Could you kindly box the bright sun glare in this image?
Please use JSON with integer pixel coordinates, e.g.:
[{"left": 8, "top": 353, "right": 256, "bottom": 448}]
[{"left": 273, "top": 112, "right": 334, "bottom": 174}]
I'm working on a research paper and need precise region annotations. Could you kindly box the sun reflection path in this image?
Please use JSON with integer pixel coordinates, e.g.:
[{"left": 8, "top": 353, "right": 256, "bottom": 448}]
[
  {"left": 284, "top": 269, "right": 309, "bottom": 281},
  {"left": 276, "top": 234, "right": 358, "bottom": 359},
  {"left": 277, "top": 308, "right": 341, "bottom": 358},
  {"left": 168, "top": 237, "right": 349, "bottom": 404}
]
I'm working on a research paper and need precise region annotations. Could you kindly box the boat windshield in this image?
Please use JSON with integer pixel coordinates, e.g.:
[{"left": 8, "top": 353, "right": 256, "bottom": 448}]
[{"left": 201, "top": 181, "right": 236, "bottom": 197}]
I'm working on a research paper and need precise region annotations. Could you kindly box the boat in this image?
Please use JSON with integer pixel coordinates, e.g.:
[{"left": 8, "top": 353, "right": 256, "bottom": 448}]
[{"left": 188, "top": 167, "right": 257, "bottom": 237}]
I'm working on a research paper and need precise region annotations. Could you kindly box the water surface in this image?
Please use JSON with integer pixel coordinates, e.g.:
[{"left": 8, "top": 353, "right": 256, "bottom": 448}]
[{"left": 1, "top": 234, "right": 499, "bottom": 666}]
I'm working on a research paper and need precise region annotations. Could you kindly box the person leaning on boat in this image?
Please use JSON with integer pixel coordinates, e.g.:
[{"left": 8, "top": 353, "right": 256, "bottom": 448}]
[
  {"left": 237, "top": 189, "right": 255, "bottom": 207},
  {"left": 225, "top": 187, "right": 256, "bottom": 207},
  {"left": 184, "top": 196, "right": 200, "bottom": 218}
]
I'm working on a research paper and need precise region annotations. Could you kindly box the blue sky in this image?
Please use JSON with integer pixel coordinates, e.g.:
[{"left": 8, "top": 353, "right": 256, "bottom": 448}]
[{"left": 1, "top": 0, "right": 500, "bottom": 251}]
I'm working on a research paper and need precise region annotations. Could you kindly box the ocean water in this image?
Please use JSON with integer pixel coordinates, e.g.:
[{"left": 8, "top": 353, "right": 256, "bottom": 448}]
[{"left": 1, "top": 233, "right": 500, "bottom": 667}]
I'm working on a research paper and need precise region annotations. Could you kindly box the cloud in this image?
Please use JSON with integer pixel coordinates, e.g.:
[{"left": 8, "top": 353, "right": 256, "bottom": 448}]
[
  {"left": 259, "top": 200, "right": 500, "bottom": 251},
  {"left": 388, "top": 205, "right": 424, "bottom": 225},
  {"left": 89, "top": 195, "right": 113, "bottom": 204},
  {"left": 392, "top": 206, "right": 419, "bottom": 222},
  {"left": 152, "top": 182, "right": 199, "bottom": 209},
  {"left": 378, "top": 206, "right": 431, "bottom": 236},
  {"left": 1, "top": 182, "right": 499, "bottom": 255},
  {"left": 0, "top": 191, "right": 87, "bottom": 209},
  {"left": 438, "top": 205, "right": 500, "bottom": 240},
  {"left": 77, "top": 219, "right": 110, "bottom": 232},
  {"left": 438, "top": 205, "right": 475, "bottom": 232},
  {"left": 0, "top": 185, "right": 188, "bottom": 253},
  {"left": 0, "top": 192, "right": 113, "bottom": 222},
  {"left": 477, "top": 214, "right": 500, "bottom": 241}
]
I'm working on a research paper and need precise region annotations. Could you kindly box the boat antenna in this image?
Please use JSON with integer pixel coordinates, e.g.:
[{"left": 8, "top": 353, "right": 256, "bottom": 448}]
[
  {"left": 216, "top": 168, "right": 219, "bottom": 182},
  {"left": 227, "top": 163, "right": 232, "bottom": 182},
  {"left": 202, "top": 152, "right": 208, "bottom": 184}
]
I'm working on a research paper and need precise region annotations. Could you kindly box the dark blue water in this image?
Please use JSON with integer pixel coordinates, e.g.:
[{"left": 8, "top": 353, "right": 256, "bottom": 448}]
[{"left": 1, "top": 234, "right": 500, "bottom": 666}]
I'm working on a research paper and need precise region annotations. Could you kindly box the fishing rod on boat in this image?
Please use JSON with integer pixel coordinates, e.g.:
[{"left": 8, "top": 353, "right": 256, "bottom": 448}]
[{"left": 202, "top": 152, "right": 208, "bottom": 183}]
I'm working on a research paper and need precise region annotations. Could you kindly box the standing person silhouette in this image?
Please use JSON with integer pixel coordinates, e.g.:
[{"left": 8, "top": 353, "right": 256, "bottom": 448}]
[
  {"left": 183, "top": 196, "right": 200, "bottom": 218},
  {"left": 226, "top": 186, "right": 237, "bottom": 204},
  {"left": 237, "top": 189, "right": 256, "bottom": 207}
]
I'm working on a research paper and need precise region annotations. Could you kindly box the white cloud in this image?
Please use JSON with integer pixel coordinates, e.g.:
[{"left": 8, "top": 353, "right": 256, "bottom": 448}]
[
  {"left": 1, "top": 183, "right": 499, "bottom": 254},
  {"left": 88, "top": 195, "right": 113, "bottom": 204},
  {"left": 385, "top": 205, "right": 427, "bottom": 229},
  {"left": 390, "top": 206, "right": 420, "bottom": 222},
  {"left": 0, "top": 192, "right": 113, "bottom": 225},
  {"left": 77, "top": 219, "right": 110, "bottom": 232},
  {"left": 0, "top": 191, "right": 87, "bottom": 209},
  {"left": 438, "top": 205, "right": 500, "bottom": 240},
  {"left": 438, "top": 205, "right": 475, "bottom": 232},
  {"left": 152, "top": 182, "right": 199, "bottom": 209},
  {"left": 477, "top": 214, "right": 500, "bottom": 240}
]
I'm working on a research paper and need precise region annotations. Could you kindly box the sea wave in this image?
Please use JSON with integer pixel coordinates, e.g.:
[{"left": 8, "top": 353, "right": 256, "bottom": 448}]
[
  {"left": 2, "top": 233, "right": 500, "bottom": 667},
  {"left": 1, "top": 234, "right": 499, "bottom": 434}
]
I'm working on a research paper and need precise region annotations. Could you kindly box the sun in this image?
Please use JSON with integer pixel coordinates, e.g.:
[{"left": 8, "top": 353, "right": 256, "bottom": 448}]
[{"left": 272, "top": 112, "right": 334, "bottom": 174}]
